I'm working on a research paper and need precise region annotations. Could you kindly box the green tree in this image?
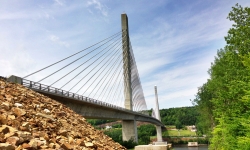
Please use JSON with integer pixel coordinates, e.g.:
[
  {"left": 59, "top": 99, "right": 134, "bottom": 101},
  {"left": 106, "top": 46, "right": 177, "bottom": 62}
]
[
  {"left": 137, "top": 124, "right": 156, "bottom": 144},
  {"left": 175, "top": 120, "right": 182, "bottom": 130},
  {"left": 193, "top": 81, "right": 215, "bottom": 137},
  {"left": 210, "top": 4, "right": 250, "bottom": 150},
  {"left": 138, "top": 124, "right": 156, "bottom": 136},
  {"left": 193, "top": 4, "right": 250, "bottom": 150},
  {"left": 160, "top": 106, "right": 198, "bottom": 126},
  {"left": 104, "top": 129, "right": 123, "bottom": 143}
]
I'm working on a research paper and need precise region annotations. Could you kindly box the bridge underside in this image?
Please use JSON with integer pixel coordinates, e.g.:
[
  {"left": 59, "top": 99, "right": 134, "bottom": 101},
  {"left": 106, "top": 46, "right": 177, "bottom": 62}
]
[{"left": 36, "top": 89, "right": 164, "bottom": 126}]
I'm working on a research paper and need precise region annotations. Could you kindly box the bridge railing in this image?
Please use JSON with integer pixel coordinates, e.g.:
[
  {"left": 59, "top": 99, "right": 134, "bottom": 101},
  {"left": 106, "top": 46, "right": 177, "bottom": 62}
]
[{"left": 22, "top": 78, "right": 147, "bottom": 115}]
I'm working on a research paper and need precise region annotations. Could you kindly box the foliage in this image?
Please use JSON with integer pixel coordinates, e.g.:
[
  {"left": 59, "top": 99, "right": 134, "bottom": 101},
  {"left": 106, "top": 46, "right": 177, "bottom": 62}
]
[
  {"left": 193, "top": 3, "right": 250, "bottom": 150},
  {"left": 193, "top": 81, "right": 214, "bottom": 137},
  {"left": 104, "top": 129, "right": 122, "bottom": 143},
  {"left": 112, "top": 123, "right": 122, "bottom": 128},
  {"left": 137, "top": 124, "right": 156, "bottom": 145},
  {"left": 175, "top": 120, "right": 182, "bottom": 130},
  {"left": 104, "top": 124, "right": 156, "bottom": 148},
  {"left": 103, "top": 129, "right": 137, "bottom": 149},
  {"left": 87, "top": 119, "right": 115, "bottom": 126},
  {"left": 120, "top": 139, "right": 137, "bottom": 149},
  {"left": 138, "top": 124, "right": 156, "bottom": 136},
  {"left": 160, "top": 106, "right": 198, "bottom": 126}
]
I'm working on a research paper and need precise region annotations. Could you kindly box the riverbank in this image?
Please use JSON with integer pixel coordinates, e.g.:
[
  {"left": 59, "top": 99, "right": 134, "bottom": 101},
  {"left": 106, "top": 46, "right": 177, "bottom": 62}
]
[
  {"left": 173, "top": 144, "right": 208, "bottom": 147},
  {"left": 151, "top": 136, "right": 208, "bottom": 145},
  {"left": 164, "top": 136, "right": 208, "bottom": 145},
  {"left": 173, "top": 145, "right": 208, "bottom": 150}
]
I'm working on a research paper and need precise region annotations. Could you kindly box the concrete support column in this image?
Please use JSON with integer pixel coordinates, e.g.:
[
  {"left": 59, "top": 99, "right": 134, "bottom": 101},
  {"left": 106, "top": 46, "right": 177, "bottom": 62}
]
[
  {"left": 156, "top": 126, "right": 163, "bottom": 142},
  {"left": 154, "top": 86, "right": 163, "bottom": 142},
  {"left": 121, "top": 13, "right": 137, "bottom": 143},
  {"left": 154, "top": 86, "right": 161, "bottom": 121},
  {"left": 122, "top": 120, "right": 138, "bottom": 142}
]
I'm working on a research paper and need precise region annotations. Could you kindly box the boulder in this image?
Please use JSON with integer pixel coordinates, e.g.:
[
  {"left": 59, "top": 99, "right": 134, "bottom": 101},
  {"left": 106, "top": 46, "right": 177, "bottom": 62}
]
[{"left": 0, "top": 143, "right": 15, "bottom": 150}]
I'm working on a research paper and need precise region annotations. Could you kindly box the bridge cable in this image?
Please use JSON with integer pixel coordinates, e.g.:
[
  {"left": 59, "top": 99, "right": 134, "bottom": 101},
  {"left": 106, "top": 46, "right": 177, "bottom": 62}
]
[
  {"left": 70, "top": 39, "right": 123, "bottom": 93},
  {"left": 95, "top": 43, "right": 129, "bottom": 101},
  {"left": 65, "top": 34, "right": 126, "bottom": 91},
  {"left": 81, "top": 47, "right": 122, "bottom": 95},
  {"left": 92, "top": 57, "right": 123, "bottom": 100},
  {"left": 114, "top": 74, "right": 125, "bottom": 107},
  {"left": 23, "top": 31, "right": 122, "bottom": 79},
  {"left": 56, "top": 34, "right": 124, "bottom": 89},
  {"left": 109, "top": 67, "right": 123, "bottom": 104},
  {"left": 85, "top": 39, "right": 128, "bottom": 99},
  {"left": 103, "top": 65, "right": 123, "bottom": 103},
  {"left": 87, "top": 53, "right": 123, "bottom": 98},
  {"left": 82, "top": 48, "right": 122, "bottom": 95},
  {"left": 111, "top": 44, "right": 130, "bottom": 103},
  {"left": 36, "top": 32, "right": 122, "bottom": 83},
  {"left": 96, "top": 60, "right": 123, "bottom": 102},
  {"left": 96, "top": 57, "right": 124, "bottom": 101},
  {"left": 128, "top": 39, "right": 148, "bottom": 112}
]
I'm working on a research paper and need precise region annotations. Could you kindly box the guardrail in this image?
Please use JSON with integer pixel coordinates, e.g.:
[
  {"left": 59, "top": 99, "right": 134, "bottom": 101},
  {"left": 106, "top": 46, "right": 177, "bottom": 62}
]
[{"left": 22, "top": 78, "right": 128, "bottom": 111}]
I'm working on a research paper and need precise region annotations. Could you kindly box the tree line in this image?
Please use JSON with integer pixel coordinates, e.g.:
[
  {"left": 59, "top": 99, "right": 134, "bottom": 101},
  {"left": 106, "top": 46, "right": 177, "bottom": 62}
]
[
  {"left": 159, "top": 106, "right": 198, "bottom": 128},
  {"left": 192, "top": 4, "right": 250, "bottom": 150}
]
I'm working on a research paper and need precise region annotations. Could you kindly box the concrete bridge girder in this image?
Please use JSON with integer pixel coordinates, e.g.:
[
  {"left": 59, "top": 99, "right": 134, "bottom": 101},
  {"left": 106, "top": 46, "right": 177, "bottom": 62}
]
[{"left": 34, "top": 89, "right": 164, "bottom": 126}]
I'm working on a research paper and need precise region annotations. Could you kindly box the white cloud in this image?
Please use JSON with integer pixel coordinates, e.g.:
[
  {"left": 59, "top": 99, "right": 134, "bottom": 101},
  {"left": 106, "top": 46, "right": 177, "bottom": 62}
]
[
  {"left": 86, "top": 0, "right": 108, "bottom": 17},
  {"left": 0, "top": 49, "right": 34, "bottom": 77},
  {"left": 49, "top": 35, "right": 70, "bottom": 48},
  {"left": 54, "top": 0, "right": 64, "bottom": 6}
]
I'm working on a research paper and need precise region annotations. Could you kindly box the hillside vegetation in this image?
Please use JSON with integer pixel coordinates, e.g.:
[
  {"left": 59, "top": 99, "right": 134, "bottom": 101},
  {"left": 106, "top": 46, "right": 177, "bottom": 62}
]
[{"left": 159, "top": 107, "right": 198, "bottom": 128}]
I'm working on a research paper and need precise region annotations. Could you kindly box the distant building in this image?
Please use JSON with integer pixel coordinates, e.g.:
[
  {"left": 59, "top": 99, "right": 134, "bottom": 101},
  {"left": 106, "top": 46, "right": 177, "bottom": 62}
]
[
  {"left": 187, "top": 125, "right": 197, "bottom": 132},
  {"left": 105, "top": 125, "right": 112, "bottom": 130}
]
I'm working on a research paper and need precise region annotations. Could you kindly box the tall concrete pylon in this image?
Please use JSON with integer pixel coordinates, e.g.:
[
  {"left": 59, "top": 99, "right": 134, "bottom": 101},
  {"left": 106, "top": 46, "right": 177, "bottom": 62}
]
[
  {"left": 122, "top": 14, "right": 132, "bottom": 110},
  {"left": 154, "top": 86, "right": 161, "bottom": 121},
  {"left": 121, "top": 13, "right": 138, "bottom": 143},
  {"left": 154, "top": 85, "right": 163, "bottom": 142}
]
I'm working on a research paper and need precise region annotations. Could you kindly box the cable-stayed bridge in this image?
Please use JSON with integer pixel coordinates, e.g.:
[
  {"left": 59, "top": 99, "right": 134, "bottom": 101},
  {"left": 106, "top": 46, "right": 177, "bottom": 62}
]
[{"left": 7, "top": 14, "right": 164, "bottom": 142}]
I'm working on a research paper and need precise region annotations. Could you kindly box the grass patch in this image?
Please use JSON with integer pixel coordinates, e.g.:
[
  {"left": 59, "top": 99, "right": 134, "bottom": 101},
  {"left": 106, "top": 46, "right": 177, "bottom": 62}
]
[
  {"left": 163, "top": 129, "right": 196, "bottom": 137},
  {"left": 165, "top": 125, "right": 176, "bottom": 129}
]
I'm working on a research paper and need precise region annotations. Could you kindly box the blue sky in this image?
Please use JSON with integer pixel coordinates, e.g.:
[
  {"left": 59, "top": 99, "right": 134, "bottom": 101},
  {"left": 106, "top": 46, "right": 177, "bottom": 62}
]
[{"left": 1, "top": 0, "right": 250, "bottom": 109}]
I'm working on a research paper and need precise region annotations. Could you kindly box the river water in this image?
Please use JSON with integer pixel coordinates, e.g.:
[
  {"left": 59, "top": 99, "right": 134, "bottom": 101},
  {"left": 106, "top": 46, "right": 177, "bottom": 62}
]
[{"left": 173, "top": 145, "right": 208, "bottom": 150}]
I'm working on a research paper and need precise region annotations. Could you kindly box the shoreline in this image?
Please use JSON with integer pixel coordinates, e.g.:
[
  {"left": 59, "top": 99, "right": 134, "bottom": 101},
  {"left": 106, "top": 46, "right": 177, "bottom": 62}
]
[{"left": 173, "top": 144, "right": 209, "bottom": 147}]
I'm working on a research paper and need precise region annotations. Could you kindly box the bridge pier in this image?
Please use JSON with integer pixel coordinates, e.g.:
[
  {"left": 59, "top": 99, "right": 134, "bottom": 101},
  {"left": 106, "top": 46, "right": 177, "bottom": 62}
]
[
  {"left": 122, "top": 120, "right": 138, "bottom": 143},
  {"left": 153, "top": 86, "right": 168, "bottom": 146},
  {"left": 156, "top": 126, "right": 163, "bottom": 142},
  {"left": 154, "top": 86, "right": 163, "bottom": 142}
]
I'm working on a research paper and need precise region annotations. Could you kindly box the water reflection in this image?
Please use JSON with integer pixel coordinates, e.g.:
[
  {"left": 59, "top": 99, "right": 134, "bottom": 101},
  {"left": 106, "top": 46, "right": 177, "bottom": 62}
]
[{"left": 173, "top": 145, "right": 208, "bottom": 150}]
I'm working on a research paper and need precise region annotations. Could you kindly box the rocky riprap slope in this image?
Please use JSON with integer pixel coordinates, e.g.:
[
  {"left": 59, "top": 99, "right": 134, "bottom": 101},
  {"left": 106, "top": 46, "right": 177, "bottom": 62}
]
[{"left": 0, "top": 79, "right": 125, "bottom": 150}]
